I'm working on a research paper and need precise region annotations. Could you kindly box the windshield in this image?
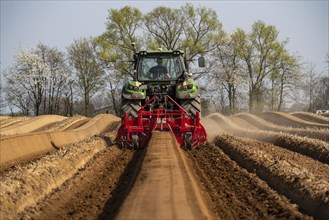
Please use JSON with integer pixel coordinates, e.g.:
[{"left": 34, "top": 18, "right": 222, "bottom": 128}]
[{"left": 137, "top": 54, "right": 183, "bottom": 81}]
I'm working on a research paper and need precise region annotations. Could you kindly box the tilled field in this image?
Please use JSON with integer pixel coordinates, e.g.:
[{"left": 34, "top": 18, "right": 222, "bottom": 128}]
[{"left": 0, "top": 112, "right": 328, "bottom": 219}]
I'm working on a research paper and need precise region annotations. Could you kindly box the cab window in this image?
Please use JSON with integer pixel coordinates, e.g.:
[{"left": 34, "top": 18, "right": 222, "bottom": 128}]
[{"left": 138, "top": 55, "right": 183, "bottom": 80}]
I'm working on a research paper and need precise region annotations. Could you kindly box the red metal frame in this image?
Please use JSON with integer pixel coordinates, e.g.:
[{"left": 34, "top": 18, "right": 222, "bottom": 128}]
[{"left": 116, "top": 95, "right": 207, "bottom": 149}]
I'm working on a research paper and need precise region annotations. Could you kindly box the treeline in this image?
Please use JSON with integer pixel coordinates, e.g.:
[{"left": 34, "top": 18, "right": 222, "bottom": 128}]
[{"left": 1, "top": 4, "right": 328, "bottom": 116}]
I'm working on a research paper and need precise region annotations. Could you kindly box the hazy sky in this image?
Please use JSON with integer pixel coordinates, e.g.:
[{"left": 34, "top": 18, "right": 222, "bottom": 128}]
[{"left": 1, "top": 0, "right": 328, "bottom": 76}]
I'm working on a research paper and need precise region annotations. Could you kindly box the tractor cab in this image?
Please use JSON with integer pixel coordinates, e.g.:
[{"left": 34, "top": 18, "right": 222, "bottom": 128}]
[{"left": 135, "top": 50, "right": 185, "bottom": 82}]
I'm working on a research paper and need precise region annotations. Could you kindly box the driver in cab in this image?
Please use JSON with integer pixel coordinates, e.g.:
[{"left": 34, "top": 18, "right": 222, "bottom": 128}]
[{"left": 149, "top": 57, "right": 169, "bottom": 79}]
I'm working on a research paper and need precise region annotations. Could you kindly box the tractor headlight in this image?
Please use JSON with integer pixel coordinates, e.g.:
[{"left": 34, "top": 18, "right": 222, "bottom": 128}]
[
  {"left": 183, "top": 84, "right": 193, "bottom": 91},
  {"left": 173, "top": 50, "right": 181, "bottom": 55},
  {"left": 128, "top": 85, "right": 139, "bottom": 91}
]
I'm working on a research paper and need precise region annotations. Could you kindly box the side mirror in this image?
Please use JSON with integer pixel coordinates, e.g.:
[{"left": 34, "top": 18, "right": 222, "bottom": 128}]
[
  {"left": 133, "top": 53, "right": 138, "bottom": 61},
  {"left": 198, "top": 56, "right": 205, "bottom": 67},
  {"left": 115, "top": 59, "right": 123, "bottom": 69}
]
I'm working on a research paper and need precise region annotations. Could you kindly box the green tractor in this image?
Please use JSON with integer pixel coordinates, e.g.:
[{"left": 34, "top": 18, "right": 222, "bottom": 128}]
[{"left": 121, "top": 49, "right": 205, "bottom": 118}]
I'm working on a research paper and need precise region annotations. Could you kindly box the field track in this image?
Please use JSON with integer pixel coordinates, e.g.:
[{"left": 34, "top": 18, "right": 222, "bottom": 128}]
[
  {"left": 1, "top": 112, "right": 328, "bottom": 219},
  {"left": 0, "top": 115, "right": 67, "bottom": 136},
  {"left": 259, "top": 112, "right": 329, "bottom": 129},
  {"left": 291, "top": 112, "right": 329, "bottom": 124}
]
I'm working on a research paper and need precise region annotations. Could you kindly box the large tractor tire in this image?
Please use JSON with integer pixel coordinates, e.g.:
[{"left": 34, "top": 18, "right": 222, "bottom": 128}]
[
  {"left": 121, "top": 99, "right": 141, "bottom": 119},
  {"left": 180, "top": 95, "right": 201, "bottom": 117}
]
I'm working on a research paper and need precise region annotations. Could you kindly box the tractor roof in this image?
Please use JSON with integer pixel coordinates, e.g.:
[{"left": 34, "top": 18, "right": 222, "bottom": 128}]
[{"left": 137, "top": 49, "right": 184, "bottom": 56}]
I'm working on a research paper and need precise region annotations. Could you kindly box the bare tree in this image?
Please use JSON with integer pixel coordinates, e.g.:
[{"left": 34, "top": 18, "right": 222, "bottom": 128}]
[
  {"left": 3, "top": 72, "right": 31, "bottom": 116},
  {"left": 68, "top": 38, "right": 105, "bottom": 116},
  {"left": 302, "top": 63, "right": 320, "bottom": 112},
  {"left": 0, "top": 83, "right": 6, "bottom": 114},
  {"left": 34, "top": 43, "right": 70, "bottom": 115},
  {"left": 212, "top": 35, "right": 244, "bottom": 114},
  {"left": 268, "top": 50, "right": 301, "bottom": 111},
  {"left": 311, "top": 53, "right": 329, "bottom": 111},
  {"left": 313, "top": 76, "right": 329, "bottom": 110}
]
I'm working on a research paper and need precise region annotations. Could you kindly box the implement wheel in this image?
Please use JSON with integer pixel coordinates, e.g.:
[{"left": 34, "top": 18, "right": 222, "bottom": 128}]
[
  {"left": 184, "top": 132, "right": 193, "bottom": 150},
  {"left": 132, "top": 134, "right": 140, "bottom": 150}
]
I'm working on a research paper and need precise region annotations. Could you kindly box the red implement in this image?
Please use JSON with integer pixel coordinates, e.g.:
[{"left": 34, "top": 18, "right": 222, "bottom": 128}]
[{"left": 116, "top": 95, "right": 207, "bottom": 150}]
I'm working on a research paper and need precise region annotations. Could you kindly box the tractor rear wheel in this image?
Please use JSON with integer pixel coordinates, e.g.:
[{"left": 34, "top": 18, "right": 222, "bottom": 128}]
[
  {"left": 121, "top": 99, "right": 141, "bottom": 119},
  {"left": 180, "top": 95, "right": 201, "bottom": 117}
]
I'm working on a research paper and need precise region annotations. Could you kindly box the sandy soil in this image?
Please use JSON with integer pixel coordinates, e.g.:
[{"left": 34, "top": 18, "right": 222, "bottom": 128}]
[
  {"left": 115, "top": 131, "right": 211, "bottom": 219},
  {"left": 230, "top": 112, "right": 329, "bottom": 141},
  {"left": 215, "top": 135, "right": 329, "bottom": 218},
  {"left": 291, "top": 112, "right": 329, "bottom": 124},
  {"left": 0, "top": 112, "right": 328, "bottom": 219},
  {"left": 229, "top": 115, "right": 259, "bottom": 130},
  {"left": 0, "top": 115, "right": 67, "bottom": 136},
  {"left": 33, "top": 115, "right": 90, "bottom": 132},
  {"left": 187, "top": 143, "right": 308, "bottom": 219},
  {"left": 0, "top": 116, "right": 29, "bottom": 129},
  {"left": 0, "top": 114, "right": 120, "bottom": 171},
  {"left": 260, "top": 112, "right": 329, "bottom": 129}
]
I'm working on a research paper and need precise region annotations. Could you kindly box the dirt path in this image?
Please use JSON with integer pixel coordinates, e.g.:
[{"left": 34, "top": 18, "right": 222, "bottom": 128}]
[{"left": 115, "top": 131, "right": 212, "bottom": 219}]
